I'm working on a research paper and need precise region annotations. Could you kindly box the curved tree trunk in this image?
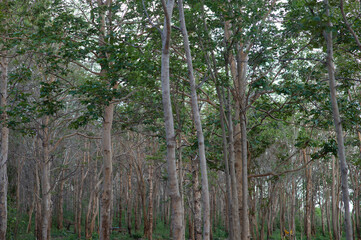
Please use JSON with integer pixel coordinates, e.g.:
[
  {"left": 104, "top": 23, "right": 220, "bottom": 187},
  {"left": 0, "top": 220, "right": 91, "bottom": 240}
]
[{"left": 160, "top": 0, "right": 184, "bottom": 239}]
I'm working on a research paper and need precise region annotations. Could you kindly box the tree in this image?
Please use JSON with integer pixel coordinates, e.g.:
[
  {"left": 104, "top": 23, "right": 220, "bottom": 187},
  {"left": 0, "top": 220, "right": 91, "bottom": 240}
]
[
  {"left": 160, "top": 0, "right": 185, "bottom": 239},
  {"left": 323, "top": 0, "right": 353, "bottom": 238}
]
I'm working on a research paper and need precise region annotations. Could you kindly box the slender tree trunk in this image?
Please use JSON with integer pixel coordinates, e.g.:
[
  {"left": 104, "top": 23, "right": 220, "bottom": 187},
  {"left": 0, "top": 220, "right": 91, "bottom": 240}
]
[
  {"left": 280, "top": 190, "right": 285, "bottom": 239},
  {"left": 0, "top": 50, "right": 9, "bottom": 240},
  {"left": 41, "top": 116, "right": 52, "bottom": 240},
  {"left": 148, "top": 164, "right": 154, "bottom": 240},
  {"left": 178, "top": 1, "right": 210, "bottom": 238},
  {"left": 320, "top": 195, "right": 325, "bottom": 235},
  {"left": 331, "top": 155, "right": 340, "bottom": 240},
  {"left": 118, "top": 173, "right": 122, "bottom": 231},
  {"left": 192, "top": 159, "right": 202, "bottom": 240},
  {"left": 303, "top": 149, "right": 312, "bottom": 240},
  {"left": 290, "top": 177, "right": 296, "bottom": 240},
  {"left": 100, "top": 102, "right": 114, "bottom": 240},
  {"left": 35, "top": 154, "right": 42, "bottom": 240},
  {"left": 324, "top": 175, "right": 332, "bottom": 240},
  {"left": 27, "top": 192, "right": 35, "bottom": 233},
  {"left": 160, "top": 1, "right": 184, "bottom": 239},
  {"left": 57, "top": 172, "right": 65, "bottom": 230},
  {"left": 85, "top": 191, "right": 94, "bottom": 239},
  {"left": 323, "top": 1, "right": 353, "bottom": 239},
  {"left": 127, "top": 167, "right": 132, "bottom": 235}
]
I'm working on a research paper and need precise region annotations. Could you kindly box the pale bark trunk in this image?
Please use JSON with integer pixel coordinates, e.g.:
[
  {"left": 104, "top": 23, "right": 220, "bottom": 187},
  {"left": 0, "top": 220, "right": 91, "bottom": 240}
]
[
  {"left": 323, "top": 2, "right": 353, "bottom": 237},
  {"left": 85, "top": 191, "right": 94, "bottom": 239},
  {"left": 35, "top": 155, "right": 42, "bottom": 240},
  {"left": 320, "top": 194, "right": 325, "bottom": 235},
  {"left": 118, "top": 173, "right": 122, "bottom": 231},
  {"left": 86, "top": 158, "right": 101, "bottom": 239},
  {"left": 280, "top": 191, "right": 285, "bottom": 239},
  {"left": 303, "top": 149, "right": 312, "bottom": 240},
  {"left": 324, "top": 174, "right": 332, "bottom": 239},
  {"left": 76, "top": 149, "right": 87, "bottom": 238},
  {"left": 100, "top": 102, "right": 114, "bottom": 240},
  {"left": 290, "top": 177, "right": 296, "bottom": 240},
  {"left": 97, "top": 0, "right": 115, "bottom": 238},
  {"left": 148, "top": 164, "right": 154, "bottom": 240},
  {"left": 57, "top": 172, "right": 65, "bottom": 230},
  {"left": 0, "top": 50, "right": 9, "bottom": 240},
  {"left": 126, "top": 167, "right": 132, "bottom": 235},
  {"left": 27, "top": 193, "right": 35, "bottom": 233},
  {"left": 235, "top": 47, "right": 250, "bottom": 240},
  {"left": 192, "top": 159, "right": 202, "bottom": 240},
  {"left": 178, "top": 1, "right": 210, "bottom": 238},
  {"left": 160, "top": 0, "right": 184, "bottom": 239},
  {"left": 332, "top": 155, "right": 340, "bottom": 240},
  {"left": 41, "top": 116, "right": 52, "bottom": 240}
]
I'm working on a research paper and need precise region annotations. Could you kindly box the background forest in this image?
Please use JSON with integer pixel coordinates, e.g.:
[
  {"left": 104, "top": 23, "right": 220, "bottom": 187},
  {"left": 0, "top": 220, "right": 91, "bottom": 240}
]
[{"left": 0, "top": 0, "right": 361, "bottom": 239}]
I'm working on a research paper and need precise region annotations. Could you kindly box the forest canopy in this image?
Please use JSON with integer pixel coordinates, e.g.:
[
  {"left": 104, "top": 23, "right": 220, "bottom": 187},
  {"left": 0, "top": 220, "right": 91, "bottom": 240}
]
[{"left": 0, "top": 0, "right": 360, "bottom": 239}]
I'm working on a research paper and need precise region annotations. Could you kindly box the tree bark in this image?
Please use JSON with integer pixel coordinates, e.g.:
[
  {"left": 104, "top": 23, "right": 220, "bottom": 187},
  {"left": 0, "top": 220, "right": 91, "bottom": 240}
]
[
  {"left": 57, "top": 172, "right": 65, "bottom": 230},
  {"left": 100, "top": 101, "right": 114, "bottom": 240},
  {"left": 192, "top": 158, "right": 202, "bottom": 240},
  {"left": 178, "top": 1, "right": 210, "bottom": 238},
  {"left": 160, "top": 0, "right": 185, "bottom": 239},
  {"left": 226, "top": 88, "right": 242, "bottom": 240},
  {"left": 331, "top": 155, "right": 340, "bottom": 240},
  {"left": 303, "top": 149, "right": 312, "bottom": 240},
  {"left": 41, "top": 116, "right": 52, "bottom": 240},
  {"left": 148, "top": 164, "right": 154, "bottom": 240},
  {"left": 323, "top": 2, "right": 353, "bottom": 238},
  {"left": 290, "top": 176, "right": 296, "bottom": 240},
  {"left": 0, "top": 50, "right": 9, "bottom": 240},
  {"left": 126, "top": 167, "right": 132, "bottom": 235}
]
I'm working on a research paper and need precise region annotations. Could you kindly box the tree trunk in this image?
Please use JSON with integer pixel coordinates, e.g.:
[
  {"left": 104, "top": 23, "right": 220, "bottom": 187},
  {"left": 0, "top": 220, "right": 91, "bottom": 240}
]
[
  {"left": 303, "top": 149, "right": 312, "bottom": 240},
  {"left": 148, "top": 164, "right": 154, "bottom": 240},
  {"left": 323, "top": 1, "right": 353, "bottom": 239},
  {"left": 235, "top": 47, "right": 250, "bottom": 240},
  {"left": 57, "top": 172, "right": 65, "bottom": 230},
  {"left": 160, "top": 0, "right": 184, "bottom": 239},
  {"left": 126, "top": 167, "right": 132, "bottom": 235},
  {"left": 100, "top": 102, "right": 114, "bottom": 240},
  {"left": 192, "top": 159, "right": 202, "bottom": 240},
  {"left": 224, "top": 21, "right": 244, "bottom": 238},
  {"left": 27, "top": 192, "right": 35, "bottom": 233},
  {"left": 41, "top": 116, "right": 52, "bottom": 240},
  {"left": 118, "top": 172, "right": 122, "bottom": 231},
  {"left": 35, "top": 154, "right": 42, "bottom": 240},
  {"left": 324, "top": 174, "right": 332, "bottom": 240},
  {"left": 331, "top": 155, "right": 340, "bottom": 240},
  {"left": 288, "top": 176, "right": 296, "bottom": 239},
  {"left": 280, "top": 190, "right": 285, "bottom": 239},
  {"left": 226, "top": 88, "right": 242, "bottom": 240},
  {"left": 178, "top": 1, "right": 210, "bottom": 238},
  {"left": 0, "top": 50, "right": 9, "bottom": 240}
]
